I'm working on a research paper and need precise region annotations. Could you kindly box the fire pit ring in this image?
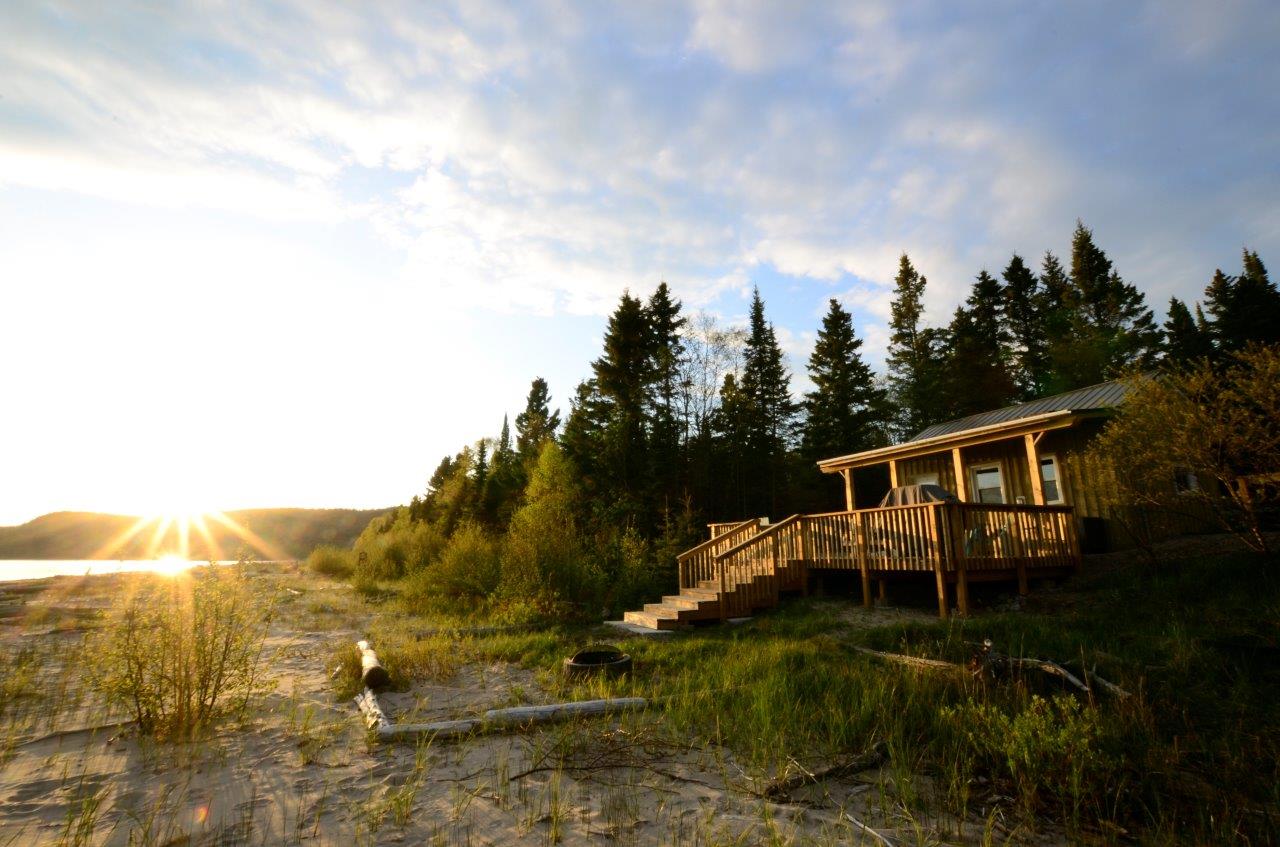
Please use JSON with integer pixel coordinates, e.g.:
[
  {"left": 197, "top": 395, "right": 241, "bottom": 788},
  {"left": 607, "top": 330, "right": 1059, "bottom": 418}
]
[{"left": 563, "top": 644, "right": 632, "bottom": 680}]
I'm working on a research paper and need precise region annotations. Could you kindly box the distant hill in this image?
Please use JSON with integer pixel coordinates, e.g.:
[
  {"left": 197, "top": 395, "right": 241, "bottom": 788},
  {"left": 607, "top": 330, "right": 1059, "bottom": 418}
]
[{"left": 0, "top": 508, "right": 394, "bottom": 560}]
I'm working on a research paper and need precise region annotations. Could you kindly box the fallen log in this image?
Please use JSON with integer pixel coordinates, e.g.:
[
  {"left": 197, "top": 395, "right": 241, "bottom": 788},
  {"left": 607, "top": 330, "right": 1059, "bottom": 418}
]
[
  {"left": 355, "top": 687, "right": 389, "bottom": 732},
  {"left": 355, "top": 690, "right": 649, "bottom": 742},
  {"left": 762, "top": 741, "right": 888, "bottom": 800},
  {"left": 356, "top": 640, "right": 390, "bottom": 689},
  {"left": 852, "top": 646, "right": 966, "bottom": 672},
  {"left": 1084, "top": 668, "right": 1132, "bottom": 699}
]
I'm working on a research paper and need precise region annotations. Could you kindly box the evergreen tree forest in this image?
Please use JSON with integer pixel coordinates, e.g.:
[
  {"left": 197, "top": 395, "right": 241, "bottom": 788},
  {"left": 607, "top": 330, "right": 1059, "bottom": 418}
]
[{"left": 327, "top": 224, "right": 1278, "bottom": 620}]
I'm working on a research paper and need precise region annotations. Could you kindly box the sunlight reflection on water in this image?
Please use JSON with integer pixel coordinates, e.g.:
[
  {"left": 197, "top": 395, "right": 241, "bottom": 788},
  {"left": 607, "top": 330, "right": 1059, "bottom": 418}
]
[{"left": 0, "top": 559, "right": 239, "bottom": 582}]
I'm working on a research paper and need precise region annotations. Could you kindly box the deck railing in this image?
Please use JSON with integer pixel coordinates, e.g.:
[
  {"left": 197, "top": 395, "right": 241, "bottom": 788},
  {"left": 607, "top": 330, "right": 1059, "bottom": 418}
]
[
  {"left": 677, "top": 518, "right": 762, "bottom": 589},
  {"left": 691, "top": 502, "right": 1080, "bottom": 619}
]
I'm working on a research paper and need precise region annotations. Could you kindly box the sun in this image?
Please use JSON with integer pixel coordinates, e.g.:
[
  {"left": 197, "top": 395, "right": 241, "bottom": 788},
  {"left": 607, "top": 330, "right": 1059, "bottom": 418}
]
[
  {"left": 87, "top": 508, "right": 289, "bottom": 563},
  {"left": 152, "top": 553, "right": 193, "bottom": 576}
]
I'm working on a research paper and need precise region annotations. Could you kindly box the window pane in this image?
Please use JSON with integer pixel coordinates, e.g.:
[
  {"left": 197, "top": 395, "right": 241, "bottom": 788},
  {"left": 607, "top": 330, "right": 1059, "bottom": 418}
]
[
  {"left": 1040, "top": 457, "right": 1061, "bottom": 503},
  {"left": 973, "top": 467, "right": 1004, "bottom": 503}
]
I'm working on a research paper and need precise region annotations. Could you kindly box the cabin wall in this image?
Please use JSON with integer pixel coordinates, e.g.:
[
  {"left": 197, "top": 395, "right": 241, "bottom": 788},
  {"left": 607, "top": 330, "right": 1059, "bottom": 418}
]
[{"left": 893, "top": 422, "right": 1123, "bottom": 550}]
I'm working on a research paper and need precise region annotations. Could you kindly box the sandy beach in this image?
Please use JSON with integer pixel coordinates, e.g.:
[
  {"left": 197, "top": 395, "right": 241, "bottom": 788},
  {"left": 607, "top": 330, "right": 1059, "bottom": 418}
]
[{"left": 0, "top": 564, "right": 1008, "bottom": 846}]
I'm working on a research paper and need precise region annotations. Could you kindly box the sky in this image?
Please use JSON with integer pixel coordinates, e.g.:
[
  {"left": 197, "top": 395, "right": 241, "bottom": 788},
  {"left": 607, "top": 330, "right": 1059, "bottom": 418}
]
[{"left": 1, "top": 1, "right": 1277, "bottom": 525}]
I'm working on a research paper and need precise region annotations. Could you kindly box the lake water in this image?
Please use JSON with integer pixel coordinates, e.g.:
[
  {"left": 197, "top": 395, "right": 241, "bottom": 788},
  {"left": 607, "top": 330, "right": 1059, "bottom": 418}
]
[{"left": 0, "top": 559, "right": 235, "bottom": 582}]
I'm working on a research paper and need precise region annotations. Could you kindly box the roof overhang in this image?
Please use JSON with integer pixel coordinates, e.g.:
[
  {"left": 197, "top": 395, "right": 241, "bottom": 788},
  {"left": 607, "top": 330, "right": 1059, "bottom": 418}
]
[{"left": 817, "top": 409, "right": 1109, "bottom": 474}]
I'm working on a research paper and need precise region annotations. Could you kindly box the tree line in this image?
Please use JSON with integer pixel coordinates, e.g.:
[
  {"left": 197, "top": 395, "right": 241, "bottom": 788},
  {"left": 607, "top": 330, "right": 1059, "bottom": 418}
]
[{"left": 324, "top": 221, "right": 1277, "bottom": 618}]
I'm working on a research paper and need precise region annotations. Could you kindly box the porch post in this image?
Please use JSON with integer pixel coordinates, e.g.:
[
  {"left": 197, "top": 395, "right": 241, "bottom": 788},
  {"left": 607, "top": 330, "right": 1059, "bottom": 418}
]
[
  {"left": 888, "top": 459, "right": 899, "bottom": 488},
  {"left": 842, "top": 469, "right": 855, "bottom": 511},
  {"left": 951, "top": 448, "right": 968, "bottom": 501},
  {"left": 1024, "top": 433, "right": 1046, "bottom": 506}
]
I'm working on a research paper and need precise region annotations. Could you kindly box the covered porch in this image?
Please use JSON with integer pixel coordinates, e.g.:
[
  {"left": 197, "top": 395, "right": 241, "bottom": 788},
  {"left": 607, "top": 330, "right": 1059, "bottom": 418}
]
[{"left": 680, "top": 499, "right": 1078, "bottom": 620}]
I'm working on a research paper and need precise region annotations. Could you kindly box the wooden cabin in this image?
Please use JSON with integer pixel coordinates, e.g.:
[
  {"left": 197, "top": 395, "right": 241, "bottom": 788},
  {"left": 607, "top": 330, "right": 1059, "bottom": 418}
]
[
  {"left": 819, "top": 380, "right": 1130, "bottom": 552},
  {"left": 624, "top": 382, "right": 1132, "bottom": 630}
]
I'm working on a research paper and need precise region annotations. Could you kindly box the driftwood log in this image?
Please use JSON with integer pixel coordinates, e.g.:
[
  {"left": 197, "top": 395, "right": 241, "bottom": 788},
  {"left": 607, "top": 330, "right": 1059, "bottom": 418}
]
[
  {"left": 853, "top": 642, "right": 1131, "bottom": 700},
  {"left": 355, "top": 687, "right": 649, "bottom": 742},
  {"left": 852, "top": 646, "right": 966, "bottom": 673},
  {"left": 761, "top": 741, "right": 888, "bottom": 800},
  {"left": 356, "top": 640, "right": 390, "bottom": 689}
]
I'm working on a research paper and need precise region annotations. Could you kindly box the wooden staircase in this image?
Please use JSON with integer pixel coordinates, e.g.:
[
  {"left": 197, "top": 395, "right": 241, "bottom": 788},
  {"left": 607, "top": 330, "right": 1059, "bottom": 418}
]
[{"left": 620, "top": 517, "right": 808, "bottom": 630}]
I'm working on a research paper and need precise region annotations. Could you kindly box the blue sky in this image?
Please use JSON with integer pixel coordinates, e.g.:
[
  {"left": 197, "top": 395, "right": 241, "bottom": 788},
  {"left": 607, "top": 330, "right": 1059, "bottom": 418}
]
[{"left": 1, "top": 1, "right": 1277, "bottom": 524}]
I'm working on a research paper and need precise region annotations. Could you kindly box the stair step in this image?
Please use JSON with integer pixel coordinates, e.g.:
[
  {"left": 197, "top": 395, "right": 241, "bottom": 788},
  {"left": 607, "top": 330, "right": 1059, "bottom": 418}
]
[
  {"left": 663, "top": 594, "right": 709, "bottom": 609},
  {"left": 623, "top": 610, "right": 682, "bottom": 631},
  {"left": 680, "top": 588, "right": 719, "bottom": 601}
]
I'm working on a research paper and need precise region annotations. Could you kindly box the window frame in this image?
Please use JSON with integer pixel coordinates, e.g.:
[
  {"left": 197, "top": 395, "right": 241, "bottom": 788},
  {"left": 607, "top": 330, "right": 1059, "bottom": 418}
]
[
  {"left": 1039, "top": 453, "right": 1066, "bottom": 505},
  {"left": 911, "top": 472, "right": 940, "bottom": 487},
  {"left": 969, "top": 462, "right": 1006, "bottom": 504}
]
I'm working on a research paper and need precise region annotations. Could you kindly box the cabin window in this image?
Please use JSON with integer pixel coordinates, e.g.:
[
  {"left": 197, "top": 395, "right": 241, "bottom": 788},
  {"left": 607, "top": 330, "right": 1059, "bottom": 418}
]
[
  {"left": 970, "top": 463, "right": 1005, "bottom": 503},
  {"left": 1040, "top": 454, "right": 1064, "bottom": 504},
  {"left": 911, "top": 473, "right": 939, "bottom": 486}
]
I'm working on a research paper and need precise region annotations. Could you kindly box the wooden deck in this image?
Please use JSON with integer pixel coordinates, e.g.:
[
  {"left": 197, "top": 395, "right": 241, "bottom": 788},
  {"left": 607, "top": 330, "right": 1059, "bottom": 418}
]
[{"left": 623, "top": 503, "right": 1079, "bottom": 629}]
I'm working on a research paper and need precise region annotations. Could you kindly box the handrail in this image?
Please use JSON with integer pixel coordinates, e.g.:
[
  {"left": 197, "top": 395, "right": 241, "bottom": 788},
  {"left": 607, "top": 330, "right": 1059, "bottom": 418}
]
[
  {"left": 712, "top": 514, "right": 804, "bottom": 562},
  {"left": 676, "top": 518, "right": 759, "bottom": 562}
]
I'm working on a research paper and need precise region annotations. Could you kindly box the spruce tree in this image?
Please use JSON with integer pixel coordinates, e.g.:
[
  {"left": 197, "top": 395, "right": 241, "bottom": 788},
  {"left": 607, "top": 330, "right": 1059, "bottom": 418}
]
[
  {"left": 560, "top": 378, "right": 608, "bottom": 501},
  {"left": 711, "top": 372, "right": 751, "bottom": 518},
  {"left": 645, "top": 283, "right": 687, "bottom": 514},
  {"left": 738, "top": 288, "right": 797, "bottom": 516},
  {"left": 1001, "top": 254, "right": 1049, "bottom": 399},
  {"left": 1203, "top": 250, "right": 1280, "bottom": 352},
  {"left": 801, "top": 299, "right": 889, "bottom": 461},
  {"left": 1163, "top": 297, "right": 1214, "bottom": 367},
  {"left": 886, "top": 254, "right": 944, "bottom": 437},
  {"left": 1048, "top": 222, "right": 1162, "bottom": 389},
  {"left": 515, "top": 378, "right": 561, "bottom": 463},
  {"left": 943, "top": 271, "right": 1018, "bottom": 418},
  {"left": 590, "top": 292, "right": 655, "bottom": 525}
]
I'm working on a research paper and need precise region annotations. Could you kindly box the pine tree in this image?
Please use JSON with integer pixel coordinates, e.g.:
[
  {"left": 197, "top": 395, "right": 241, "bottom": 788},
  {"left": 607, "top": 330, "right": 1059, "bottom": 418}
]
[
  {"left": 497, "top": 415, "right": 513, "bottom": 464},
  {"left": 1203, "top": 250, "right": 1280, "bottom": 352},
  {"left": 645, "top": 283, "right": 687, "bottom": 515},
  {"left": 711, "top": 372, "right": 751, "bottom": 518},
  {"left": 515, "top": 378, "right": 561, "bottom": 463},
  {"left": 1048, "top": 222, "right": 1162, "bottom": 389},
  {"left": 943, "top": 271, "right": 1018, "bottom": 418},
  {"left": 1001, "top": 254, "right": 1049, "bottom": 399},
  {"left": 560, "top": 378, "right": 608, "bottom": 502},
  {"left": 738, "top": 288, "right": 797, "bottom": 516},
  {"left": 1163, "top": 297, "right": 1214, "bottom": 367},
  {"left": 886, "top": 254, "right": 944, "bottom": 437},
  {"left": 801, "top": 299, "right": 889, "bottom": 461},
  {"left": 591, "top": 292, "right": 655, "bottom": 523}
]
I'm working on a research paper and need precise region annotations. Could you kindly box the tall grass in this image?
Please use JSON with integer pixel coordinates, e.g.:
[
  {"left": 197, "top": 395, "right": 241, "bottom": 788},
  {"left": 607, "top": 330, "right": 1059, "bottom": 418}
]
[{"left": 415, "top": 548, "right": 1276, "bottom": 843}]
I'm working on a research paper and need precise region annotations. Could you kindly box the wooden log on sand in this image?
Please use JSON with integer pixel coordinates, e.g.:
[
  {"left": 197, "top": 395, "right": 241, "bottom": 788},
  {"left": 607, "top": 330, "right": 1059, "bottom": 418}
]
[
  {"left": 355, "top": 692, "right": 648, "bottom": 741},
  {"left": 356, "top": 640, "right": 390, "bottom": 689}
]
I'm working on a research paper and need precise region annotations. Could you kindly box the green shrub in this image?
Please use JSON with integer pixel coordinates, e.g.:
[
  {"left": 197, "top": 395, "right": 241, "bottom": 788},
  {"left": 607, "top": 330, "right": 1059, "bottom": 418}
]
[
  {"left": 89, "top": 565, "right": 273, "bottom": 739},
  {"left": 307, "top": 545, "right": 353, "bottom": 578},
  {"left": 403, "top": 522, "right": 501, "bottom": 611},
  {"left": 499, "top": 442, "right": 602, "bottom": 615},
  {"left": 944, "top": 694, "right": 1111, "bottom": 818}
]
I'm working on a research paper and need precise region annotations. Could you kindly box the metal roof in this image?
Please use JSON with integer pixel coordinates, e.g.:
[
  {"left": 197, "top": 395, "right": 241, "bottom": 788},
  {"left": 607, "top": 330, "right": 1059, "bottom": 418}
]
[{"left": 909, "top": 379, "right": 1129, "bottom": 442}]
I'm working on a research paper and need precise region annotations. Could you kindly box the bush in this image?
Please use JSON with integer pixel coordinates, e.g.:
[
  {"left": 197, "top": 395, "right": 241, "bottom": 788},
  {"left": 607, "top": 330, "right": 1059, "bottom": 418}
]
[
  {"left": 89, "top": 565, "right": 273, "bottom": 739},
  {"left": 1087, "top": 345, "right": 1280, "bottom": 554},
  {"left": 944, "top": 694, "right": 1111, "bottom": 818},
  {"left": 412, "top": 522, "right": 501, "bottom": 604},
  {"left": 307, "top": 545, "right": 353, "bottom": 578},
  {"left": 351, "top": 511, "right": 447, "bottom": 581},
  {"left": 499, "top": 442, "right": 602, "bottom": 615}
]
